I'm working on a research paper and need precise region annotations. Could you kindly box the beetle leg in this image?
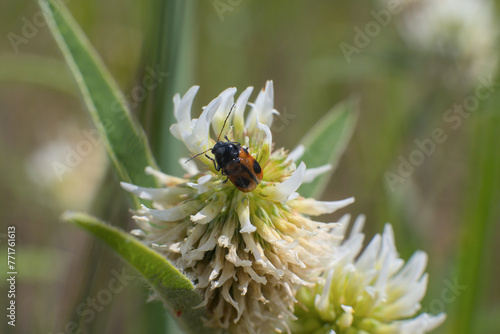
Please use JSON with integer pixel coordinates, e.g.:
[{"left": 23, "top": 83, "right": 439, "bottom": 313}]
[{"left": 205, "top": 154, "right": 220, "bottom": 171}]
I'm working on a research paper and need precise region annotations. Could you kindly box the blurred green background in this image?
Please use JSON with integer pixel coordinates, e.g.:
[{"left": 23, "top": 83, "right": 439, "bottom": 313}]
[{"left": 1, "top": 0, "right": 500, "bottom": 333}]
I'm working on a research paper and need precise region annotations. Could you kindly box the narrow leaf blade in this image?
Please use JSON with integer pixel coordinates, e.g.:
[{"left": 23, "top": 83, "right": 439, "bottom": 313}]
[
  {"left": 62, "top": 211, "right": 212, "bottom": 334},
  {"left": 40, "top": 0, "right": 159, "bottom": 208},
  {"left": 451, "top": 97, "right": 500, "bottom": 334},
  {"left": 298, "top": 98, "right": 358, "bottom": 198}
]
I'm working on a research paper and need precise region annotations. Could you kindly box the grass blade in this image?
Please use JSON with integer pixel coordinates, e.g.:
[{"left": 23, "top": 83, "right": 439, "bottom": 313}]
[
  {"left": 147, "top": 0, "right": 196, "bottom": 175},
  {"left": 450, "top": 97, "right": 500, "bottom": 334},
  {"left": 298, "top": 98, "right": 358, "bottom": 198}
]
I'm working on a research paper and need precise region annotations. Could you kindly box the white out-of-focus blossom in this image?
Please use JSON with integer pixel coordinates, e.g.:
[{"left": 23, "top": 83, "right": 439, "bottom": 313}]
[{"left": 391, "top": 0, "right": 498, "bottom": 86}]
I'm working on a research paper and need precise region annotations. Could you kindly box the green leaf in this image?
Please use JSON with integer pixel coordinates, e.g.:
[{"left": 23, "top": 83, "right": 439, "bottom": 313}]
[
  {"left": 298, "top": 98, "right": 358, "bottom": 198},
  {"left": 451, "top": 95, "right": 500, "bottom": 334},
  {"left": 146, "top": 0, "right": 196, "bottom": 175},
  {"left": 62, "top": 211, "right": 212, "bottom": 334},
  {"left": 40, "top": 0, "right": 159, "bottom": 208}
]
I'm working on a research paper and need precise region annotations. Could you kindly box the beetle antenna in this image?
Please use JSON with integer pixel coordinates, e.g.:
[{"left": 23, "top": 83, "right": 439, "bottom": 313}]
[
  {"left": 187, "top": 104, "right": 236, "bottom": 163},
  {"left": 217, "top": 103, "right": 236, "bottom": 142},
  {"left": 185, "top": 148, "right": 212, "bottom": 163}
]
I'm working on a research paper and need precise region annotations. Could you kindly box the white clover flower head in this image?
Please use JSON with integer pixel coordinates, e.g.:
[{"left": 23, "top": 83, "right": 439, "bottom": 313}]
[
  {"left": 292, "top": 215, "right": 446, "bottom": 334},
  {"left": 395, "top": 0, "right": 498, "bottom": 85},
  {"left": 122, "top": 81, "right": 354, "bottom": 333}
]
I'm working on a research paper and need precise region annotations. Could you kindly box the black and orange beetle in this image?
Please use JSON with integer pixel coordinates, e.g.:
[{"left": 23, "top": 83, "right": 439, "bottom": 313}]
[{"left": 187, "top": 105, "right": 263, "bottom": 192}]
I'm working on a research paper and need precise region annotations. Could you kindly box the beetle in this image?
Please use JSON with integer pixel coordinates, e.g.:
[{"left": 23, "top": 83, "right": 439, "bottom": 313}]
[{"left": 186, "top": 105, "right": 263, "bottom": 192}]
